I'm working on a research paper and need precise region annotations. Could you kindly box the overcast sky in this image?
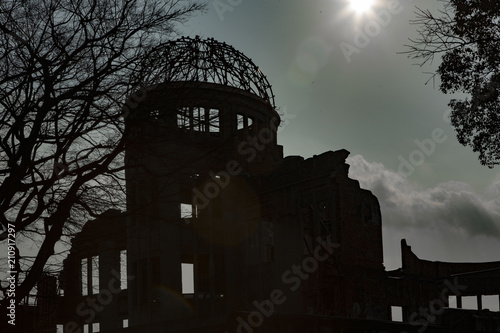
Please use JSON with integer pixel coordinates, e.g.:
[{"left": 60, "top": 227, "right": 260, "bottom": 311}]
[{"left": 181, "top": 0, "right": 500, "bottom": 269}]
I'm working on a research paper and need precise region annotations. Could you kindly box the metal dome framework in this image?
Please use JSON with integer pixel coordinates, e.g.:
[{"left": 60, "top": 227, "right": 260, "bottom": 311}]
[{"left": 149, "top": 36, "right": 276, "bottom": 108}]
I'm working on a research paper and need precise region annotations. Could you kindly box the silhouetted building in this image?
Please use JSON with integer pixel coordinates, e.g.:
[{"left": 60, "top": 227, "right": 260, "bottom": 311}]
[{"left": 30, "top": 37, "right": 500, "bottom": 333}]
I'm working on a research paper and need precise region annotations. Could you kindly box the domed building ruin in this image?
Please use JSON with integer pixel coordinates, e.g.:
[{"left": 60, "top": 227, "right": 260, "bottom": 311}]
[{"left": 28, "top": 37, "right": 500, "bottom": 333}]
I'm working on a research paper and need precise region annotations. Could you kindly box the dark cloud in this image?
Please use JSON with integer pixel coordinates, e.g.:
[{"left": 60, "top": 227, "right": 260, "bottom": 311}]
[{"left": 347, "top": 154, "right": 500, "bottom": 238}]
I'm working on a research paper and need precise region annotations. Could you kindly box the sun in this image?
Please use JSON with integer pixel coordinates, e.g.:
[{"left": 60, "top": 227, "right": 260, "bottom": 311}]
[{"left": 349, "top": 0, "right": 375, "bottom": 15}]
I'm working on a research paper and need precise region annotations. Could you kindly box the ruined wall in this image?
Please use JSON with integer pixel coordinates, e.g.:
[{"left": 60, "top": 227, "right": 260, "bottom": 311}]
[
  {"left": 385, "top": 240, "right": 500, "bottom": 323},
  {"left": 244, "top": 149, "right": 386, "bottom": 320},
  {"left": 401, "top": 239, "right": 500, "bottom": 278},
  {"left": 60, "top": 211, "right": 127, "bottom": 332}
]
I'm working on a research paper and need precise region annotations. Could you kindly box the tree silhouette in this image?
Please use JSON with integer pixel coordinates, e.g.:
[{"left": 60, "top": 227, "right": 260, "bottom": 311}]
[
  {"left": 404, "top": 0, "right": 500, "bottom": 167},
  {"left": 0, "top": 0, "right": 204, "bottom": 316}
]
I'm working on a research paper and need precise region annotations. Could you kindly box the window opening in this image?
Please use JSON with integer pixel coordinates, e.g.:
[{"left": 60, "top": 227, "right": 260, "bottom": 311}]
[
  {"left": 177, "top": 107, "right": 191, "bottom": 129},
  {"left": 448, "top": 295, "right": 457, "bottom": 308},
  {"left": 462, "top": 296, "right": 477, "bottom": 310},
  {"left": 91, "top": 256, "right": 99, "bottom": 294},
  {"left": 208, "top": 108, "right": 220, "bottom": 133},
  {"left": 81, "top": 258, "right": 88, "bottom": 296},
  {"left": 482, "top": 295, "right": 499, "bottom": 311},
  {"left": 248, "top": 117, "right": 254, "bottom": 129},
  {"left": 192, "top": 107, "right": 206, "bottom": 132},
  {"left": 178, "top": 107, "right": 220, "bottom": 133},
  {"left": 180, "top": 203, "right": 196, "bottom": 219},
  {"left": 391, "top": 306, "right": 403, "bottom": 322},
  {"left": 120, "top": 250, "right": 127, "bottom": 289},
  {"left": 237, "top": 113, "right": 245, "bottom": 130},
  {"left": 181, "top": 263, "right": 194, "bottom": 294}
]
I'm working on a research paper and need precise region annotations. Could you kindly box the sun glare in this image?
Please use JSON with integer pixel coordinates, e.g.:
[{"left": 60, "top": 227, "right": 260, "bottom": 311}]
[{"left": 349, "top": 0, "right": 375, "bottom": 15}]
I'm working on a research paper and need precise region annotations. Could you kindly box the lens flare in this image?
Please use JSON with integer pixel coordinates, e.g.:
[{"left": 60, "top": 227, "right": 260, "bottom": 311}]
[{"left": 349, "top": 0, "right": 375, "bottom": 14}]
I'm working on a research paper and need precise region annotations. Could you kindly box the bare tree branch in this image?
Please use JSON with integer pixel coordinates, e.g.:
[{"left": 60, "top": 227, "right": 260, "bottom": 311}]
[{"left": 0, "top": 0, "right": 205, "bottom": 316}]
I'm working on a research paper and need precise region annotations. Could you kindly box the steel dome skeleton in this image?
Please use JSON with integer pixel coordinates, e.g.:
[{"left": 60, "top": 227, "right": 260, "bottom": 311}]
[{"left": 144, "top": 36, "right": 276, "bottom": 108}]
